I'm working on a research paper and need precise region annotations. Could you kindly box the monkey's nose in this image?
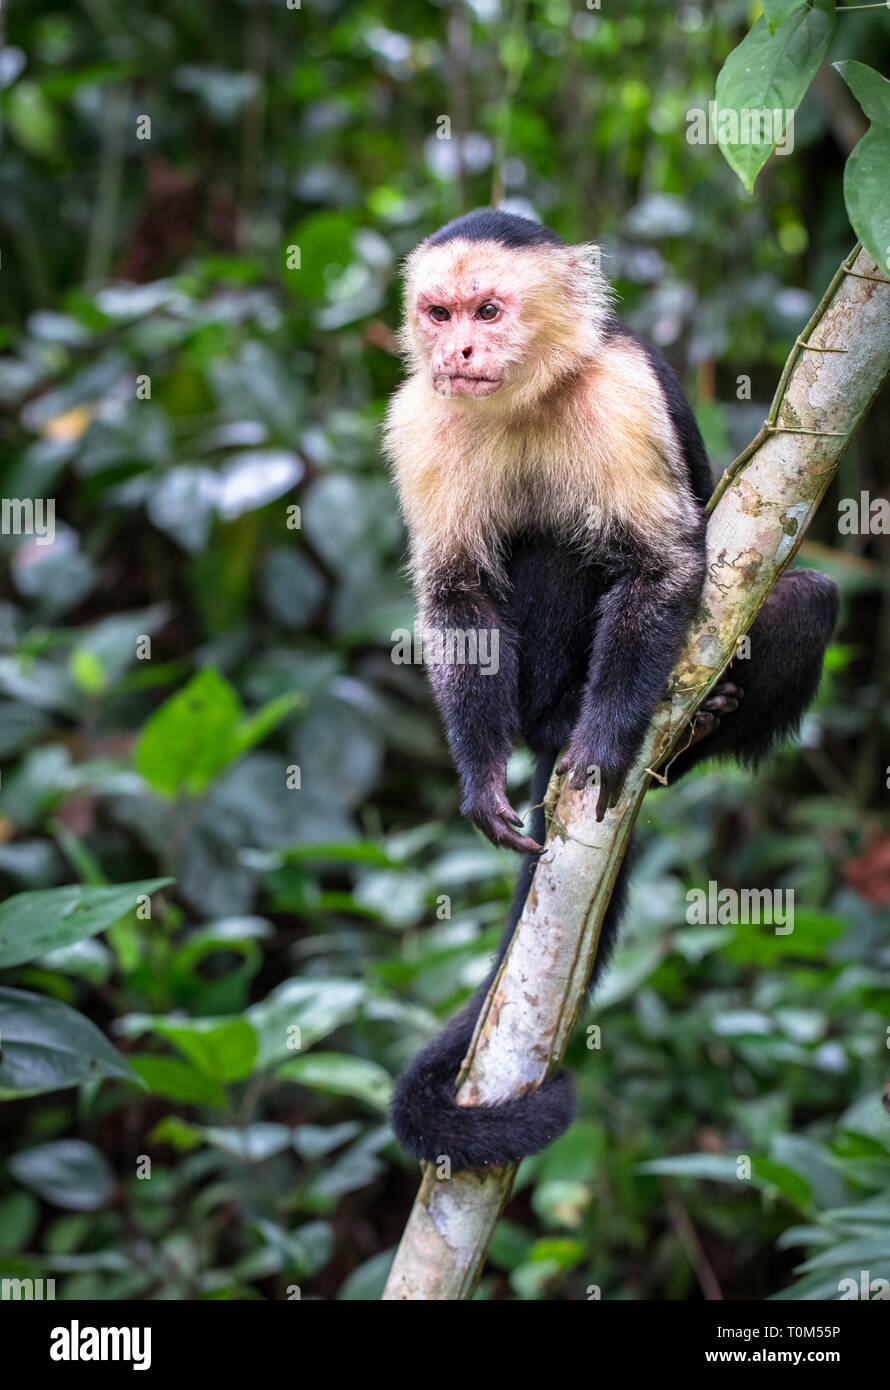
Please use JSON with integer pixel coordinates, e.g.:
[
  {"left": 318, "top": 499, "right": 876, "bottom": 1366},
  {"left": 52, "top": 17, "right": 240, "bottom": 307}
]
[{"left": 462, "top": 346, "right": 473, "bottom": 359}]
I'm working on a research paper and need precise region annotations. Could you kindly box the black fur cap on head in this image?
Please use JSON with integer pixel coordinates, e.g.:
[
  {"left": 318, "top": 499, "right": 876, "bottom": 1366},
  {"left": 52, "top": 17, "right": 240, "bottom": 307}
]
[{"left": 425, "top": 208, "right": 565, "bottom": 251}]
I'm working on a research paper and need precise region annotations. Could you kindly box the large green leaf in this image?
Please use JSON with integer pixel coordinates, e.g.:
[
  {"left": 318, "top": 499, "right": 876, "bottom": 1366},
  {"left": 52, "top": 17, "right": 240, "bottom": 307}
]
[
  {"left": 0, "top": 879, "right": 172, "bottom": 968},
  {"left": 336, "top": 1249, "right": 396, "bottom": 1301},
  {"left": 762, "top": 0, "right": 807, "bottom": 33},
  {"left": 245, "top": 978, "right": 366, "bottom": 1067},
  {"left": 278, "top": 1052, "right": 392, "bottom": 1111},
  {"left": 128, "top": 1054, "right": 227, "bottom": 1107},
  {"left": 134, "top": 667, "right": 298, "bottom": 797},
  {"left": 835, "top": 61, "right": 890, "bottom": 276},
  {"left": 715, "top": 0, "right": 836, "bottom": 191},
  {"left": 0, "top": 987, "right": 139, "bottom": 1097},
  {"left": 119, "top": 1014, "right": 258, "bottom": 1082},
  {"left": 202, "top": 1124, "right": 293, "bottom": 1159},
  {"left": 9, "top": 1140, "right": 114, "bottom": 1210}
]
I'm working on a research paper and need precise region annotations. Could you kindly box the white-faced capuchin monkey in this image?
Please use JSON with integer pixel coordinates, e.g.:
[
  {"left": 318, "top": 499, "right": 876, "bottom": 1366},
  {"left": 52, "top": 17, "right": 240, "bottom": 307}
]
[{"left": 385, "top": 209, "right": 839, "bottom": 1170}]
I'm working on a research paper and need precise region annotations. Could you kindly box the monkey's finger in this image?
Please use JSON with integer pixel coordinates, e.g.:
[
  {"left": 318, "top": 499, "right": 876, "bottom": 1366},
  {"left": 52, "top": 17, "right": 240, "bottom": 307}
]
[
  {"left": 494, "top": 824, "right": 545, "bottom": 855},
  {"left": 688, "top": 711, "right": 718, "bottom": 745},
  {"left": 609, "top": 780, "right": 625, "bottom": 807},
  {"left": 701, "top": 694, "right": 739, "bottom": 714},
  {"left": 555, "top": 752, "right": 571, "bottom": 776},
  {"left": 496, "top": 803, "right": 525, "bottom": 829},
  {"left": 594, "top": 773, "right": 626, "bottom": 820}
]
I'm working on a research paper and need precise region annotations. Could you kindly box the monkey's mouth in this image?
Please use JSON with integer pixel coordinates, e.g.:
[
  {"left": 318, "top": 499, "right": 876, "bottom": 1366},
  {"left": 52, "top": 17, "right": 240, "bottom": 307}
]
[{"left": 433, "top": 373, "right": 504, "bottom": 398}]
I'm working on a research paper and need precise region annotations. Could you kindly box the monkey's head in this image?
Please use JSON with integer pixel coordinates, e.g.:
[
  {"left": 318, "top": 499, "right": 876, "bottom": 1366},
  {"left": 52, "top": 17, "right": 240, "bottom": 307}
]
[{"left": 400, "top": 210, "right": 610, "bottom": 408}]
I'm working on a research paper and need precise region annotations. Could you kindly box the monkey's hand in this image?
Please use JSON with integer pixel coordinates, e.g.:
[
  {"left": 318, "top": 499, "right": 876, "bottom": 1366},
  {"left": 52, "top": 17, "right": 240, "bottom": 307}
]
[
  {"left": 687, "top": 681, "right": 742, "bottom": 745},
  {"left": 556, "top": 737, "right": 630, "bottom": 822},
  {"left": 461, "top": 776, "right": 544, "bottom": 855}
]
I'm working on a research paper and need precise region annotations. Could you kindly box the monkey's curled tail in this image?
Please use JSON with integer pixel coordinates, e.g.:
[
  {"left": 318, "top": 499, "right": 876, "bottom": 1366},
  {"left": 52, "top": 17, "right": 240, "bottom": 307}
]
[
  {"left": 390, "top": 988, "right": 576, "bottom": 1170},
  {"left": 391, "top": 752, "right": 629, "bottom": 1171}
]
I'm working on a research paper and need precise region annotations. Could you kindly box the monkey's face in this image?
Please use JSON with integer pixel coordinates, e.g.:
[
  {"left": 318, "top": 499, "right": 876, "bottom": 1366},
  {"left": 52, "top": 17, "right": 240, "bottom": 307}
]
[
  {"left": 418, "top": 292, "right": 512, "bottom": 398},
  {"left": 408, "top": 244, "right": 525, "bottom": 398},
  {"left": 401, "top": 237, "right": 610, "bottom": 406}
]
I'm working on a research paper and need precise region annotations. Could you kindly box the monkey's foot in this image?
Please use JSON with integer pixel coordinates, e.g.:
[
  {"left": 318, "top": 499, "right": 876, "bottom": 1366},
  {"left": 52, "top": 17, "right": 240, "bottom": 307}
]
[
  {"left": 689, "top": 682, "right": 742, "bottom": 745},
  {"left": 462, "top": 779, "right": 544, "bottom": 855}
]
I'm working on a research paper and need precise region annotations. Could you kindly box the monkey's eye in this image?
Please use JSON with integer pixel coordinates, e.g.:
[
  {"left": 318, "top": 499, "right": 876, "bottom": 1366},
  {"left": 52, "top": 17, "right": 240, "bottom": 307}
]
[
  {"left": 427, "top": 306, "right": 451, "bottom": 323},
  {"left": 476, "top": 302, "right": 499, "bottom": 321}
]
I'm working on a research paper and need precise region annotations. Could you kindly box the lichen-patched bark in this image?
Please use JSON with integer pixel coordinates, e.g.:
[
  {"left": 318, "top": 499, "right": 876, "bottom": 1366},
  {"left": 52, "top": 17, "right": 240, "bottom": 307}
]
[{"left": 382, "top": 247, "right": 890, "bottom": 1301}]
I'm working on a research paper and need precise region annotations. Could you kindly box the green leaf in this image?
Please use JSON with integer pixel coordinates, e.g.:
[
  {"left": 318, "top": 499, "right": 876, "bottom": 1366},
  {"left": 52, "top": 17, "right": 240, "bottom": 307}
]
[
  {"left": 715, "top": 0, "right": 836, "bottom": 192},
  {"left": 750, "top": 1158, "right": 813, "bottom": 1211},
  {"left": 202, "top": 1124, "right": 293, "bottom": 1159},
  {"left": 530, "top": 1179, "right": 591, "bottom": 1228},
  {"left": 798, "top": 1236, "right": 890, "bottom": 1272},
  {"left": 271, "top": 842, "right": 395, "bottom": 867},
  {"left": 835, "top": 62, "right": 890, "bottom": 276},
  {"left": 230, "top": 690, "right": 302, "bottom": 759},
  {"left": 68, "top": 648, "right": 106, "bottom": 694},
  {"left": 246, "top": 978, "right": 366, "bottom": 1067},
  {"left": 762, "top": 1, "right": 807, "bottom": 34},
  {"left": 121, "top": 1014, "right": 258, "bottom": 1083},
  {"left": 0, "top": 879, "right": 172, "bottom": 968},
  {"left": 0, "top": 987, "right": 139, "bottom": 1096},
  {"left": 0, "top": 1191, "right": 40, "bottom": 1252},
  {"left": 527, "top": 1236, "right": 586, "bottom": 1269},
  {"left": 133, "top": 667, "right": 297, "bottom": 797},
  {"left": 835, "top": 59, "right": 890, "bottom": 127},
  {"left": 7, "top": 82, "right": 62, "bottom": 158},
  {"left": 489, "top": 1219, "right": 535, "bottom": 1271},
  {"left": 68, "top": 608, "right": 168, "bottom": 696},
  {"left": 770, "top": 1134, "right": 848, "bottom": 1208},
  {"left": 510, "top": 1257, "right": 563, "bottom": 1299},
  {"left": 9, "top": 1141, "right": 115, "bottom": 1210},
  {"left": 128, "top": 1054, "right": 227, "bottom": 1107},
  {"left": 149, "top": 1116, "right": 204, "bottom": 1151},
  {"left": 278, "top": 1052, "right": 392, "bottom": 1111},
  {"left": 285, "top": 211, "right": 356, "bottom": 298},
  {"left": 335, "top": 1249, "right": 396, "bottom": 1300},
  {"left": 245, "top": 1218, "right": 334, "bottom": 1279},
  {"left": 134, "top": 667, "right": 240, "bottom": 796}
]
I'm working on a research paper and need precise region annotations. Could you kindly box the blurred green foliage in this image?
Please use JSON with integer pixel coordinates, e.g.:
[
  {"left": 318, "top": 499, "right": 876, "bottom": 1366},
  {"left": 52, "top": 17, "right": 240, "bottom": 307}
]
[{"left": 0, "top": 0, "right": 889, "bottom": 1301}]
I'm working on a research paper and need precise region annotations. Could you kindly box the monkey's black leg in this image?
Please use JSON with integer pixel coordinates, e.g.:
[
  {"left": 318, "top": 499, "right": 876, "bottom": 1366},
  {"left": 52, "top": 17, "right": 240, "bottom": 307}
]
[
  {"left": 558, "top": 542, "right": 706, "bottom": 816},
  {"left": 423, "top": 583, "right": 542, "bottom": 854},
  {"left": 667, "top": 569, "right": 839, "bottom": 780}
]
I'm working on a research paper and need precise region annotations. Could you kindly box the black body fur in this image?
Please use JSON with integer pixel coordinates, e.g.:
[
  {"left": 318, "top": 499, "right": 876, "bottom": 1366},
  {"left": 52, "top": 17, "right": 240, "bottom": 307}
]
[{"left": 391, "top": 212, "right": 840, "bottom": 1171}]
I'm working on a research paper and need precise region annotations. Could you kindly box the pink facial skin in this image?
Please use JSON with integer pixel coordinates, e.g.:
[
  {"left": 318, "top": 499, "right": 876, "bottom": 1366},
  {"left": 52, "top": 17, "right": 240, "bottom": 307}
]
[{"left": 414, "top": 290, "right": 519, "bottom": 398}]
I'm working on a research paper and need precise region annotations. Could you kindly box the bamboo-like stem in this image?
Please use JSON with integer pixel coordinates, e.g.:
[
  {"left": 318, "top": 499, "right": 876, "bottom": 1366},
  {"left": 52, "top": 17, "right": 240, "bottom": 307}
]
[
  {"left": 84, "top": 84, "right": 129, "bottom": 287},
  {"left": 382, "top": 246, "right": 890, "bottom": 1301}
]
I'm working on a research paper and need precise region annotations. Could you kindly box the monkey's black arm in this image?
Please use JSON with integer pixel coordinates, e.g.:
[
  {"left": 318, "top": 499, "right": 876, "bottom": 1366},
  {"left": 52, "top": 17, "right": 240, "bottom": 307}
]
[
  {"left": 422, "top": 583, "right": 543, "bottom": 854},
  {"left": 558, "top": 541, "right": 706, "bottom": 814}
]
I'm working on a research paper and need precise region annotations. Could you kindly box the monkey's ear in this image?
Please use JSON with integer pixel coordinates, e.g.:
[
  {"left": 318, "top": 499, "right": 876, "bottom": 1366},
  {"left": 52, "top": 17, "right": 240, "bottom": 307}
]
[
  {"left": 562, "top": 243, "right": 613, "bottom": 331},
  {"left": 567, "top": 242, "right": 606, "bottom": 281}
]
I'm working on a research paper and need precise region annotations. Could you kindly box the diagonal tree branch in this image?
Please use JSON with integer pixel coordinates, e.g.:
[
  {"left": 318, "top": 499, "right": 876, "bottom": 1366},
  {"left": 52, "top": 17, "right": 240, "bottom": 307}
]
[{"left": 383, "top": 245, "right": 890, "bottom": 1302}]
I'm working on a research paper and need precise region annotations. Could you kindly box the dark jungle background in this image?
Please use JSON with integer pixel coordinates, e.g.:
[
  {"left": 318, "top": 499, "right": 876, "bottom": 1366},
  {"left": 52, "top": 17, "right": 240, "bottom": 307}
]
[{"left": 1, "top": 0, "right": 889, "bottom": 1301}]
